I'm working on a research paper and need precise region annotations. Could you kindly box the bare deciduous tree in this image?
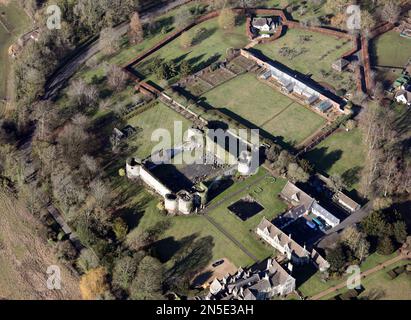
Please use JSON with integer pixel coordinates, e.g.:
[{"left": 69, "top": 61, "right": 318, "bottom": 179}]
[
  {"left": 381, "top": 1, "right": 401, "bottom": 24},
  {"left": 128, "top": 12, "right": 144, "bottom": 44},
  {"left": 106, "top": 64, "right": 129, "bottom": 92},
  {"left": 99, "top": 27, "right": 120, "bottom": 55}
]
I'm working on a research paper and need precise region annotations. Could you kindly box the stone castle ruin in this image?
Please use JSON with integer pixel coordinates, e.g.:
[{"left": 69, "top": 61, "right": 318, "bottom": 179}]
[{"left": 126, "top": 127, "right": 260, "bottom": 215}]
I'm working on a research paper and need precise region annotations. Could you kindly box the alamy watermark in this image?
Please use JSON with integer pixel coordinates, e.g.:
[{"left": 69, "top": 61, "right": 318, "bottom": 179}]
[
  {"left": 46, "top": 5, "right": 62, "bottom": 30},
  {"left": 346, "top": 5, "right": 361, "bottom": 30},
  {"left": 46, "top": 265, "right": 61, "bottom": 290},
  {"left": 149, "top": 121, "right": 260, "bottom": 175},
  {"left": 346, "top": 264, "right": 361, "bottom": 290}
]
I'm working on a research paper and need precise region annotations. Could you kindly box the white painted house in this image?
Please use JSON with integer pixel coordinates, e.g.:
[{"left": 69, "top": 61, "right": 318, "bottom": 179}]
[{"left": 395, "top": 89, "right": 411, "bottom": 106}]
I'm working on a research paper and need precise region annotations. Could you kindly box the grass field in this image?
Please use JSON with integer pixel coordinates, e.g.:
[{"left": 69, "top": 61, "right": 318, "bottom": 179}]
[
  {"left": 0, "top": 2, "right": 31, "bottom": 99},
  {"left": 253, "top": 28, "right": 355, "bottom": 93},
  {"left": 0, "top": 191, "right": 80, "bottom": 299},
  {"left": 132, "top": 17, "right": 249, "bottom": 82},
  {"left": 202, "top": 73, "right": 326, "bottom": 146},
  {"left": 298, "top": 252, "right": 399, "bottom": 298},
  {"left": 123, "top": 167, "right": 286, "bottom": 268},
  {"left": 371, "top": 31, "right": 411, "bottom": 68},
  {"left": 324, "top": 260, "right": 411, "bottom": 300},
  {"left": 304, "top": 128, "right": 365, "bottom": 190},
  {"left": 206, "top": 167, "right": 288, "bottom": 261},
  {"left": 127, "top": 102, "right": 193, "bottom": 159},
  {"left": 124, "top": 187, "right": 255, "bottom": 268}
]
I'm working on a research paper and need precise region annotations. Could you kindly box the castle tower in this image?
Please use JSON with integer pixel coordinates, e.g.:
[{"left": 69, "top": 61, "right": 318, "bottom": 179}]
[
  {"left": 237, "top": 150, "right": 253, "bottom": 175},
  {"left": 164, "top": 193, "right": 178, "bottom": 214},
  {"left": 177, "top": 190, "right": 194, "bottom": 215},
  {"left": 126, "top": 157, "right": 142, "bottom": 179}
]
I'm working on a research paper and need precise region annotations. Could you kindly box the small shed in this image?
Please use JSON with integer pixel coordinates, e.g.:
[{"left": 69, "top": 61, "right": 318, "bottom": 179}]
[
  {"left": 335, "top": 191, "right": 361, "bottom": 213},
  {"left": 332, "top": 58, "right": 350, "bottom": 72}
]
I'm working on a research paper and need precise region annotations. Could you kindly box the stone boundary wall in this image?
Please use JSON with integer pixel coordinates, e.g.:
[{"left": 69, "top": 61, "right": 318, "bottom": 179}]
[
  {"left": 361, "top": 22, "right": 395, "bottom": 94},
  {"left": 139, "top": 164, "right": 172, "bottom": 197},
  {"left": 361, "top": 35, "right": 373, "bottom": 94},
  {"left": 123, "top": 11, "right": 221, "bottom": 68},
  {"left": 246, "top": 17, "right": 254, "bottom": 40}
]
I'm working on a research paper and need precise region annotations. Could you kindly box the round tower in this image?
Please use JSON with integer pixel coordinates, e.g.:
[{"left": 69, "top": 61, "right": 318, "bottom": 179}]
[
  {"left": 237, "top": 150, "right": 253, "bottom": 175},
  {"left": 126, "top": 157, "right": 142, "bottom": 179},
  {"left": 177, "top": 190, "right": 194, "bottom": 215},
  {"left": 164, "top": 193, "right": 178, "bottom": 213},
  {"left": 195, "top": 183, "right": 208, "bottom": 207}
]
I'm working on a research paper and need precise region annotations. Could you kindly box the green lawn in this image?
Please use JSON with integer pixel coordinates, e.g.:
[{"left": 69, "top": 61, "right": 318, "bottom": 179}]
[
  {"left": 124, "top": 186, "right": 254, "bottom": 268},
  {"left": 79, "top": 23, "right": 177, "bottom": 83},
  {"left": 304, "top": 128, "right": 365, "bottom": 190},
  {"left": 202, "top": 72, "right": 326, "bottom": 145},
  {"left": 325, "top": 260, "right": 411, "bottom": 300},
  {"left": 127, "top": 102, "right": 193, "bottom": 159},
  {"left": 372, "top": 31, "right": 411, "bottom": 68},
  {"left": 125, "top": 167, "right": 287, "bottom": 269},
  {"left": 132, "top": 17, "right": 249, "bottom": 82},
  {"left": 0, "top": 2, "right": 31, "bottom": 99},
  {"left": 253, "top": 28, "right": 355, "bottom": 93},
  {"left": 206, "top": 167, "right": 288, "bottom": 261},
  {"left": 298, "top": 252, "right": 400, "bottom": 298}
]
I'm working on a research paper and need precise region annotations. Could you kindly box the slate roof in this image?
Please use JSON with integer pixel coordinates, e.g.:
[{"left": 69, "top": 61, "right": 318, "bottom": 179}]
[
  {"left": 311, "top": 202, "right": 340, "bottom": 226},
  {"left": 205, "top": 257, "right": 294, "bottom": 300},
  {"left": 257, "top": 217, "right": 310, "bottom": 259},
  {"left": 252, "top": 17, "right": 273, "bottom": 28},
  {"left": 396, "top": 89, "right": 411, "bottom": 102},
  {"left": 332, "top": 58, "right": 350, "bottom": 70},
  {"left": 280, "top": 181, "right": 315, "bottom": 210},
  {"left": 335, "top": 191, "right": 361, "bottom": 212},
  {"left": 311, "top": 249, "right": 330, "bottom": 271}
]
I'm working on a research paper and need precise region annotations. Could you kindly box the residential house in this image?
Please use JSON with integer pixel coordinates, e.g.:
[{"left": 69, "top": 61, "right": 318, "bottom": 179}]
[
  {"left": 256, "top": 217, "right": 330, "bottom": 272},
  {"left": 256, "top": 217, "right": 311, "bottom": 265},
  {"left": 252, "top": 17, "right": 274, "bottom": 32},
  {"left": 311, "top": 249, "right": 331, "bottom": 272},
  {"left": 204, "top": 258, "right": 296, "bottom": 300},
  {"left": 280, "top": 181, "right": 340, "bottom": 228},
  {"left": 395, "top": 89, "right": 411, "bottom": 106}
]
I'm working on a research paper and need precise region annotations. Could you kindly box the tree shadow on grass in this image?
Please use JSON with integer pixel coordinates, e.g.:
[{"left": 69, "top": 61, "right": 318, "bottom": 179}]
[
  {"left": 393, "top": 107, "right": 411, "bottom": 137},
  {"left": 172, "top": 52, "right": 191, "bottom": 65},
  {"left": 152, "top": 234, "right": 198, "bottom": 263},
  {"left": 192, "top": 27, "right": 217, "bottom": 46},
  {"left": 165, "top": 235, "right": 215, "bottom": 291},
  {"left": 192, "top": 270, "right": 214, "bottom": 288},
  {"left": 341, "top": 166, "right": 363, "bottom": 188},
  {"left": 305, "top": 147, "right": 343, "bottom": 173},
  {"left": 194, "top": 54, "right": 222, "bottom": 73},
  {"left": 118, "top": 206, "right": 144, "bottom": 230},
  {"left": 293, "top": 263, "right": 318, "bottom": 289}
]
